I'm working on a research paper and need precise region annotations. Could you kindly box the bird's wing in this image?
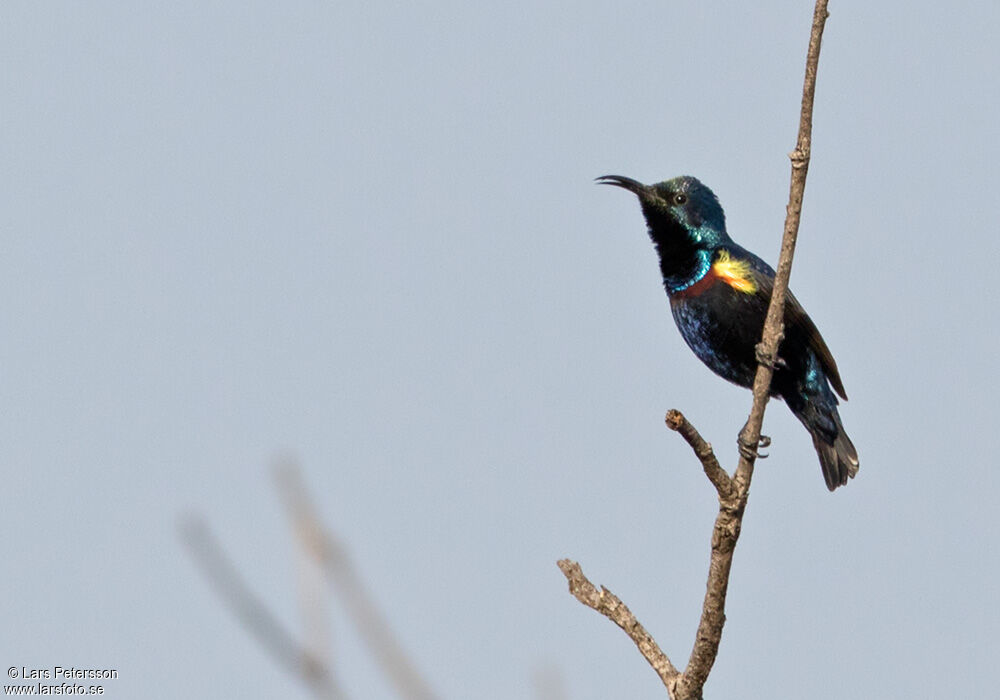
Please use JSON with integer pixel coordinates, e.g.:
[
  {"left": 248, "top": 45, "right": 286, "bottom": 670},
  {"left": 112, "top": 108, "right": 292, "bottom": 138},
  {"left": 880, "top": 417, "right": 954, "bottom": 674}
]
[{"left": 746, "top": 261, "right": 848, "bottom": 401}]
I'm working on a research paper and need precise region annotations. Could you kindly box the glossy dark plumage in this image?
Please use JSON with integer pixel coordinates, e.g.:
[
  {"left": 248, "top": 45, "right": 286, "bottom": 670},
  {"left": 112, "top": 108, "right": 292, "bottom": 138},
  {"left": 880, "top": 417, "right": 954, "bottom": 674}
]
[{"left": 599, "top": 174, "right": 858, "bottom": 490}]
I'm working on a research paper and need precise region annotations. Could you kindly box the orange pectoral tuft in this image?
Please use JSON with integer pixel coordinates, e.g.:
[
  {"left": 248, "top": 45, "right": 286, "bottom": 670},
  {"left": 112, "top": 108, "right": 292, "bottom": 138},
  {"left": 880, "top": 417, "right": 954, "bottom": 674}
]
[{"left": 712, "top": 250, "right": 757, "bottom": 294}]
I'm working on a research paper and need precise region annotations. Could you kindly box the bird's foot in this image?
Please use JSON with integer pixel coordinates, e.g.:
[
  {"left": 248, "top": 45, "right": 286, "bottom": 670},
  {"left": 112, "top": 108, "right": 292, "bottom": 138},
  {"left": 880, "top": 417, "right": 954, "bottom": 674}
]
[
  {"left": 738, "top": 433, "right": 771, "bottom": 460},
  {"left": 755, "top": 343, "right": 786, "bottom": 370}
]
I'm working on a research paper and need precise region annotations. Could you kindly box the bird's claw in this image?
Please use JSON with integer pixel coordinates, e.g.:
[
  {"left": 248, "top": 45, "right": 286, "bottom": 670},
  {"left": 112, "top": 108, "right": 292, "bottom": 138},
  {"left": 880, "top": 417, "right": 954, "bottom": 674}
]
[
  {"left": 738, "top": 433, "right": 771, "bottom": 460},
  {"left": 755, "top": 343, "right": 787, "bottom": 370}
]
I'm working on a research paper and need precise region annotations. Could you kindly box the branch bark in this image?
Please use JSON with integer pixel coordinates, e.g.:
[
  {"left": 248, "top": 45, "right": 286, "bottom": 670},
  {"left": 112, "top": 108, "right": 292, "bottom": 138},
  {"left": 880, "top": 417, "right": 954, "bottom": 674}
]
[
  {"left": 556, "top": 560, "right": 680, "bottom": 690},
  {"left": 665, "top": 410, "right": 733, "bottom": 501},
  {"left": 561, "top": 2, "right": 831, "bottom": 698}
]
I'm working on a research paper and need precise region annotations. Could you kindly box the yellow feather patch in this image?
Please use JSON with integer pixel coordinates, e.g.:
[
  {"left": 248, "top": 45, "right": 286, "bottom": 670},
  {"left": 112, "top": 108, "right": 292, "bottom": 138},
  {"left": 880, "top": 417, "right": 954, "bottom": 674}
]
[{"left": 712, "top": 250, "right": 757, "bottom": 294}]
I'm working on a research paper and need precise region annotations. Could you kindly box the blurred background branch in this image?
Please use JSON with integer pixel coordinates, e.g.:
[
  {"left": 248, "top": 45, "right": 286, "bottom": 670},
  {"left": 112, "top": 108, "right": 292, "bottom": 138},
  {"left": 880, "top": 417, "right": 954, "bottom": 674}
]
[
  {"left": 273, "top": 460, "right": 439, "bottom": 700},
  {"left": 182, "top": 458, "right": 439, "bottom": 700},
  {"left": 180, "top": 515, "right": 344, "bottom": 700}
]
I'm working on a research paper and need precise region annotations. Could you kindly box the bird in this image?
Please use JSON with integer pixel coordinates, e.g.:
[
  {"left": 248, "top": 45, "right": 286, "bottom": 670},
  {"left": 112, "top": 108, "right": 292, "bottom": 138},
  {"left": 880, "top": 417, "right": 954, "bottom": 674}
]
[{"left": 598, "top": 174, "right": 858, "bottom": 491}]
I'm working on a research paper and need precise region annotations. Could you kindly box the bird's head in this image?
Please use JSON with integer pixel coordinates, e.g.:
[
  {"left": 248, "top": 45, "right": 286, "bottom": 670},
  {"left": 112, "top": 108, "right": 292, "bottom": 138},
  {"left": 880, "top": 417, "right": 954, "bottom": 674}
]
[{"left": 597, "top": 174, "right": 730, "bottom": 250}]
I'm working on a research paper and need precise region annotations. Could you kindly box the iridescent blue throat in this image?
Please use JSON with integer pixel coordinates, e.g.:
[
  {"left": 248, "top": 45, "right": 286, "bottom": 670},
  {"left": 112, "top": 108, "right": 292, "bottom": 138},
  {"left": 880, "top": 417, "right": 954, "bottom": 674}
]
[{"left": 664, "top": 248, "right": 713, "bottom": 295}]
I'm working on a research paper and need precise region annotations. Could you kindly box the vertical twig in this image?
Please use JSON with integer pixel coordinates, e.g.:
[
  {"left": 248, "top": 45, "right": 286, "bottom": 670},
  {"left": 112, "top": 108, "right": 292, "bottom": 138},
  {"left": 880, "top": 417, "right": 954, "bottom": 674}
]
[
  {"left": 676, "top": 4, "right": 830, "bottom": 698},
  {"left": 733, "top": 0, "right": 830, "bottom": 494}
]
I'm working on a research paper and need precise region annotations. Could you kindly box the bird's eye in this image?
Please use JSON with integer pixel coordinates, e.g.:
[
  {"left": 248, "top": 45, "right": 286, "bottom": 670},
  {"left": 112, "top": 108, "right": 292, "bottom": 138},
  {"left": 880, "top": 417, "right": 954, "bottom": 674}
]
[{"left": 672, "top": 193, "right": 687, "bottom": 205}]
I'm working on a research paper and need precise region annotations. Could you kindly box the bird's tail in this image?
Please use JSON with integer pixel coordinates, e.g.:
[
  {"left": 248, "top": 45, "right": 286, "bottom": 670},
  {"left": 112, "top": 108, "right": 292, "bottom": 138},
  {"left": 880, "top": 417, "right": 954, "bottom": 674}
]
[
  {"left": 810, "top": 414, "right": 859, "bottom": 491},
  {"left": 788, "top": 393, "right": 859, "bottom": 491}
]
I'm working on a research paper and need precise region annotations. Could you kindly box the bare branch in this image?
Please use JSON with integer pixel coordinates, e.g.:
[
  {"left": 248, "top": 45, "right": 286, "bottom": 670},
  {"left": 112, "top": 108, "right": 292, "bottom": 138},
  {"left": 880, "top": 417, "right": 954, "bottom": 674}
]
[
  {"left": 274, "top": 462, "right": 440, "bottom": 700},
  {"left": 672, "top": 500, "right": 743, "bottom": 699},
  {"left": 560, "top": 3, "right": 833, "bottom": 698},
  {"left": 180, "top": 515, "right": 345, "bottom": 700},
  {"left": 665, "top": 410, "right": 733, "bottom": 501},
  {"left": 557, "top": 560, "right": 680, "bottom": 690}
]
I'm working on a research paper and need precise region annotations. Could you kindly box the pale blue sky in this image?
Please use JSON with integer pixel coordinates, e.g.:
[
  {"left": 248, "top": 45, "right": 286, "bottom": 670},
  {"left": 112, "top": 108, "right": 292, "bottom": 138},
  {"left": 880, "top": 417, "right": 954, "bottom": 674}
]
[{"left": 2, "top": 2, "right": 998, "bottom": 698}]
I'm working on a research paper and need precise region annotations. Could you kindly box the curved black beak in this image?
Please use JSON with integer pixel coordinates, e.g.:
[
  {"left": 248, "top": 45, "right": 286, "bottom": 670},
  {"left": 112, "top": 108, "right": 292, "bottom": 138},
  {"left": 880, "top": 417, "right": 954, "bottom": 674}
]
[{"left": 595, "top": 174, "right": 648, "bottom": 195}]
